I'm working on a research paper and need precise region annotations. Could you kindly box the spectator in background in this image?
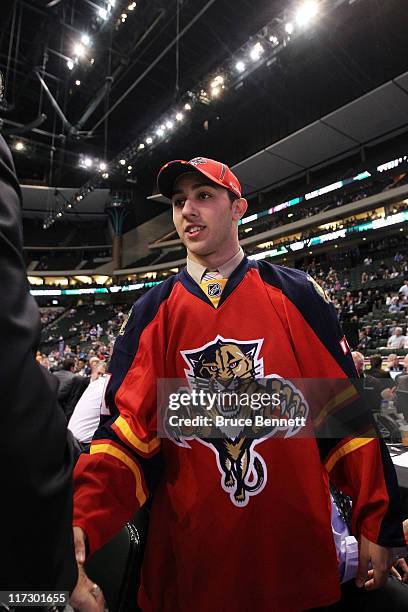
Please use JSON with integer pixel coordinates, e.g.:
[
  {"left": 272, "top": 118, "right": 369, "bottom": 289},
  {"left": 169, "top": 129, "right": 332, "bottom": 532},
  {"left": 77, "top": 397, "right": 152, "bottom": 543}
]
[
  {"left": 389, "top": 297, "right": 403, "bottom": 314},
  {"left": 396, "top": 355, "right": 408, "bottom": 380},
  {"left": 357, "top": 329, "right": 373, "bottom": 351},
  {"left": 373, "top": 321, "right": 387, "bottom": 341},
  {"left": 387, "top": 354, "right": 404, "bottom": 373},
  {"left": 352, "top": 352, "right": 384, "bottom": 412},
  {"left": 76, "top": 359, "right": 87, "bottom": 376},
  {"left": 388, "top": 319, "right": 399, "bottom": 336},
  {"left": 68, "top": 370, "right": 110, "bottom": 449},
  {"left": 388, "top": 327, "right": 406, "bottom": 349},
  {"left": 368, "top": 355, "right": 392, "bottom": 381},
  {"left": 53, "top": 358, "right": 88, "bottom": 421},
  {"left": 399, "top": 279, "right": 408, "bottom": 301},
  {"left": 86, "top": 355, "right": 100, "bottom": 377}
]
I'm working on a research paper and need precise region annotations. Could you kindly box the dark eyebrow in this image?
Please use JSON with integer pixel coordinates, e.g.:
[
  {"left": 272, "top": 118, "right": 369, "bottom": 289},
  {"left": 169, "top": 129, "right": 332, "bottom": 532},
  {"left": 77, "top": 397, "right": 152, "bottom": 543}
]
[{"left": 171, "top": 181, "right": 218, "bottom": 197}]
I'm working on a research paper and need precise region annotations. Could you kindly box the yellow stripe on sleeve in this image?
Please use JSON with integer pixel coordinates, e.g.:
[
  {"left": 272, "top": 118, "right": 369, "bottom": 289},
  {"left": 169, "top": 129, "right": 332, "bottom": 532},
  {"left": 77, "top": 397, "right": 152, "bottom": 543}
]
[
  {"left": 324, "top": 437, "right": 374, "bottom": 473},
  {"left": 313, "top": 384, "right": 358, "bottom": 429},
  {"left": 90, "top": 443, "right": 147, "bottom": 507},
  {"left": 113, "top": 414, "right": 161, "bottom": 455}
]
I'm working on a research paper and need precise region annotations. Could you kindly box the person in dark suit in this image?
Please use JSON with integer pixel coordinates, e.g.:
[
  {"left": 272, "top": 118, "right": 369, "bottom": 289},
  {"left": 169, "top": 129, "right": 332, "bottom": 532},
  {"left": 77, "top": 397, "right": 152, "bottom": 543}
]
[
  {"left": 368, "top": 355, "right": 393, "bottom": 380},
  {"left": 0, "top": 134, "right": 81, "bottom": 594}
]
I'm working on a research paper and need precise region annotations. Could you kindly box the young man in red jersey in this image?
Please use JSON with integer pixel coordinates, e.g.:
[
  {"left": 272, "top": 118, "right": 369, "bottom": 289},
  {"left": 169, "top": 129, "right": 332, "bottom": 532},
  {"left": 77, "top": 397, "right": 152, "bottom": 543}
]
[{"left": 71, "top": 158, "right": 405, "bottom": 612}]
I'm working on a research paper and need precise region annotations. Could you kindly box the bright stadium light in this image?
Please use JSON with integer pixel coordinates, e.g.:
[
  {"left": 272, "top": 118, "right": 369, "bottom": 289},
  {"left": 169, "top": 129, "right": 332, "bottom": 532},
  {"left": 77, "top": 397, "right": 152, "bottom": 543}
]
[
  {"left": 250, "top": 42, "right": 263, "bottom": 61},
  {"left": 67, "top": 59, "right": 74, "bottom": 70},
  {"left": 81, "top": 34, "right": 91, "bottom": 46},
  {"left": 99, "top": 162, "right": 107, "bottom": 171},
  {"left": 15, "top": 141, "right": 25, "bottom": 151},
  {"left": 156, "top": 128, "right": 164, "bottom": 137},
  {"left": 285, "top": 22, "right": 294, "bottom": 35},
  {"left": 73, "top": 43, "right": 86, "bottom": 58},
  {"left": 175, "top": 112, "right": 184, "bottom": 121},
  {"left": 102, "top": 172, "right": 109, "bottom": 179},
  {"left": 211, "top": 75, "right": 224, "bottom": 88},
  {"left": 269, "top": 35, "right": 279, "bottom": 46},
  {"left": 119, "top": 159, "right": 126, "bottom": 165},
  {"left": 138, "top": 143, "right": 145, "bottom": 149},
  {"left": 235, "top": 61, "right": 246, "bottom": 73},
  {"left": 146, "top": 136, "right": 153, "bottom": 144},
  {"left": 98, "top": 7, "right": 108, "bottom": 20},
  {"left": 166, "top": 120, "right": 174, "bottom": 129},
  {"left": 184, "top": 103, "right": 191, "bottom": 110},
  {"left": 84, "top": 157, "right": 93, "bottom": 168},
  {"left": 295, "top": 1, "right": 318, "bottom": 27}
]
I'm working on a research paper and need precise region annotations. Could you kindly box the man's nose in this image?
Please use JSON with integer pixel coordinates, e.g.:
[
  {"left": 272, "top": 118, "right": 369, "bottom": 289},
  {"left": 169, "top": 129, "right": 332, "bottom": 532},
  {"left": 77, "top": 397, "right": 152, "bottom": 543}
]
[{"left": 182, "top": 197, "right": 198, "bottom": 216}]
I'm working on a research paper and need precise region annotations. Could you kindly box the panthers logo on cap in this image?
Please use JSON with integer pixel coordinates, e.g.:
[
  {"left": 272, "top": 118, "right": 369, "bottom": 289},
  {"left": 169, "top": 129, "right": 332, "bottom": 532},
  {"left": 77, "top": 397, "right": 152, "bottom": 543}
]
[{"left": 189, "top": 157, "right": 208, "bottom": 166}]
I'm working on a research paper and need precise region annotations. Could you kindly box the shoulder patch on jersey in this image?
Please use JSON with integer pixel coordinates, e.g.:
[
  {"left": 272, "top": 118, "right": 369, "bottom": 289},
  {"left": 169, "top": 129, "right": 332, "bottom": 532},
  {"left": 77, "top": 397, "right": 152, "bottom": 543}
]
[
  {"left": 306, "top": 275, "right": 330, "bottom": 303},
  {"left": 118, "top": 311, "right": 131, "bottom": 335}
]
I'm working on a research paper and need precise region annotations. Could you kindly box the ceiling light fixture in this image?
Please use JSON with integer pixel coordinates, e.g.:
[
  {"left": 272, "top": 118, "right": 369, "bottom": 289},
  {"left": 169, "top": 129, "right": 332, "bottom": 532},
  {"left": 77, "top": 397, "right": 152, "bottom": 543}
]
[
  {"left": 73, "top": 43, "right": 86, "bottom": 58},
  {"left": 81, "top": 34, "right": 91, "bottom": 46},
  {"left": 250, "top": 42, "right": 264, "bottom": 61},
  {"left": 295, "top": 1, "right": 318, "bottom": 27}
]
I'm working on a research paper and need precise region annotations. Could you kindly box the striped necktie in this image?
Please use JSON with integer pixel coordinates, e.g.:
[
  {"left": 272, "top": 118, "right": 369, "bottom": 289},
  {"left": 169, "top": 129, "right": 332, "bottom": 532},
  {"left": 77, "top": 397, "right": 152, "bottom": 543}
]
[
  {"left": 200, "top": 269, "right": 227, "bottom": 308},
  {"left": 202, "top": 269, "right": 223, "bottom": 281}
]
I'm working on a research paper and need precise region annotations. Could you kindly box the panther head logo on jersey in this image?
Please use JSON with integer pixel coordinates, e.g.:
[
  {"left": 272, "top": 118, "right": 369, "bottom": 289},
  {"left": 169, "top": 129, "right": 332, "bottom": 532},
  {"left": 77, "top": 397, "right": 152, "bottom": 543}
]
[{"left": 181, "top": 336, "right": 263, "bottom": 387}]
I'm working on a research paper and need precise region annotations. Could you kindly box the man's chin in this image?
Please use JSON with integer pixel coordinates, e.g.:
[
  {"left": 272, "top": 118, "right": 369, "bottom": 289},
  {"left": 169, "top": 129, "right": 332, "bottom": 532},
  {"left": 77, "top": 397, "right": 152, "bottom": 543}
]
[{"left": 185, "top": 242, "right": 213, "bottom": 257}]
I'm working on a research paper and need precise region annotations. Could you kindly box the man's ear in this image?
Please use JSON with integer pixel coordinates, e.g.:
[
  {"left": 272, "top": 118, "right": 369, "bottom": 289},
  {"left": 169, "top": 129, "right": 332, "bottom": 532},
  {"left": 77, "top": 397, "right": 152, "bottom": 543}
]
[{"left": 232, "top": 197, "right": 248, "bottom": 220}]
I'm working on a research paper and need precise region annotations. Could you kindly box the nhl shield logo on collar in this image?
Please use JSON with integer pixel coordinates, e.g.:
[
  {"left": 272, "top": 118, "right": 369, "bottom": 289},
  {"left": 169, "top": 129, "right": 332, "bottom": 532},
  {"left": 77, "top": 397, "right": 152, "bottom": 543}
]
[{"left": 207, "top": 282, "right": 222, "bottom": 297}]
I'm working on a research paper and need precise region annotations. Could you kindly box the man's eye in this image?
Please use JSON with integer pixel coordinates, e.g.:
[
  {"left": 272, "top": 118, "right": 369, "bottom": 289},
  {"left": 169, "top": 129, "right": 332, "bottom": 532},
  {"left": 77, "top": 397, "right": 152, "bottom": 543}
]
[
  {"left": 173, "top": 199, "right": 184, "bottom": 207},
  {"left": 198, "top": 192, "right": 211, "bottom": 200}
]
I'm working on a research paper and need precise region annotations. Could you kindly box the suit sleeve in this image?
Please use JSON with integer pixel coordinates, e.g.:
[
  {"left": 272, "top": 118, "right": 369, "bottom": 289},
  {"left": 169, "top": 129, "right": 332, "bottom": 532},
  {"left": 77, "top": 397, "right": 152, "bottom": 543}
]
[
  {"left": 0, "top": 135, "right": 78, "bottom": 590},
  {"left": 280, "top": 269, "right": 404, "bottom": 547},
  {"left": 73, "top": 293, "right": 167, "bottom": 556}
]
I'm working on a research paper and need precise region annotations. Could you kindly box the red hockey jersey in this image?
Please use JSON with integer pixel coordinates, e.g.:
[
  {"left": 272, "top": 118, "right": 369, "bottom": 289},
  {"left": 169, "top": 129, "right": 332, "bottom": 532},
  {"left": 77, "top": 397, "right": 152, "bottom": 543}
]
[{"left": 74, "top": 259, "right": 404, "bottom": 612}]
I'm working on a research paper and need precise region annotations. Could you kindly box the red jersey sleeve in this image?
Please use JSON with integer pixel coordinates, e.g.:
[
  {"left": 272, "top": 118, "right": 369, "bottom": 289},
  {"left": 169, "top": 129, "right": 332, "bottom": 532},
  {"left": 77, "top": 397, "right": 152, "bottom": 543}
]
[{"left": 73, "top": 279, "right": 177, "bottom": 555}]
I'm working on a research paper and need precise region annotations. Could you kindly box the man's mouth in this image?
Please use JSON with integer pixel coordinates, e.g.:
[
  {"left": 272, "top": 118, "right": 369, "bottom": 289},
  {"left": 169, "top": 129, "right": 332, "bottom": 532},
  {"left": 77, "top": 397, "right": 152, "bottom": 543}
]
[{"left": 185, "top": 224, "right": 206, "bottom": 238}]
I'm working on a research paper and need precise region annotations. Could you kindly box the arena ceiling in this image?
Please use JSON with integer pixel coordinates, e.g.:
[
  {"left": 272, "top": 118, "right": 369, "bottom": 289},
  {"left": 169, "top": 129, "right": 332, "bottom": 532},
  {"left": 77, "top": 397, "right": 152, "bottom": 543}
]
[{"left": 1, "top": 0, "right": 408, "bottom": 227}]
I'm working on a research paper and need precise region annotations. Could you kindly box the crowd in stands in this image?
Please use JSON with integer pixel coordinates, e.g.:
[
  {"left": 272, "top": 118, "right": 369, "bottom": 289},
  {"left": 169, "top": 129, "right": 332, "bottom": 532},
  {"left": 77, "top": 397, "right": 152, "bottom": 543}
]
[{"left": 238, "top": 168, "right": 408, "bottom": 240}]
